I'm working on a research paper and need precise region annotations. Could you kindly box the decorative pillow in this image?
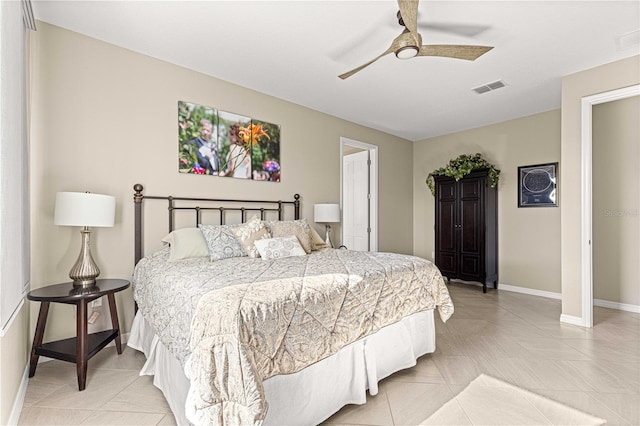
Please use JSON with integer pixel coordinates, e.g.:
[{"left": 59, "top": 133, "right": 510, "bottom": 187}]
[
  {"left": 265, "top": 218, "right": 314, "bottom": 254},
  {"left": 254, "top": 236, "right": 307, "bottom": 260},
  {"left": 199, "top": 224, "right": 246, "bottom": 261},
  {"left": 308, "top": 225, "right": 330, "bottom": 250},
  {"left": 161, "top": 227, "right": 209, "bottom": 262},
  {"left": 231, "top": 215, "right": 271, "bottom": 258}
]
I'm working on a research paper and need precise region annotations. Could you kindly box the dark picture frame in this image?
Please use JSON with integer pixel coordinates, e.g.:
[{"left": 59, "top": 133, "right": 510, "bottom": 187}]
[{"left": 518, "top": 162, "right": 558, "bottom": 207}]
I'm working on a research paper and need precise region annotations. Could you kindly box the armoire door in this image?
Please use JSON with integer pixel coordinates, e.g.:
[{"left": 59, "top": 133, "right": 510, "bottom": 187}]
[
  {"left": 435, "top": 179, "right": 457, "bottom": 277},
  {"left": 458, "top": 177, "right": 484, "bottom": 281}
]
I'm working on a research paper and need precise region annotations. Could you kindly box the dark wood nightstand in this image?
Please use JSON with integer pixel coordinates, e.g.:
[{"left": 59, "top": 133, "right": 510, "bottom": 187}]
[{"left": 27, "top": 278, "right": 130, "bottom": 391}]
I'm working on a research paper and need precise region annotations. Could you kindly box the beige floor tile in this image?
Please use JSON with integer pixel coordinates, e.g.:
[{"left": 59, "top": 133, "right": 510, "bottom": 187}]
[
  {"left": 563, "top": 360, "right": 638, "bottom": 394},
  {"left": 432, "top": 355, "right": 480, "bottom": 385},
  {"left": 100, "top": 375, "right": 172, "bottom": 414},
  {"left": 385, "top": 382, "right": 455, "bottom": 425},
  {"left": 31, "top": 369, "right": 139, "bottom": 410},
  {"left": 323, "top": 388, "right": 393, "bottom": 426},
  {"left": 512, "top": 337, "right": 592, "bottom": 360},
  {"left": 23, "top": 380, "right": 64, "bottom": 407},
  {"left": 18, "top": 407, "right": 93, "bottom": 425},
  {"left": 383, "top": 354, "right": 446, "bottom": 384},
  {"left": 29, "top": 363, "right": 78, "bottom": 386},
  {"left": 419, "top": 398, "right": 472, "bottom": 425},
  {"left": 156, "top": 413, "right": 178, "bottom": 425},
  {"left": 589, "top": 392, "right": 640, "bottom": 425},
  {"left": 79, "top": 410, "right": 165, "bottom": 425},
  {"left": 535, "top": 389, "right": 630, "bottom": 425}
]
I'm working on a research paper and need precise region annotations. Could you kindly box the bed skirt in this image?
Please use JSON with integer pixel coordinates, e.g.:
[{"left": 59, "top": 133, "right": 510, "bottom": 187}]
[{"left": 128, "top": 309, "right": 436, "bottom": 426}]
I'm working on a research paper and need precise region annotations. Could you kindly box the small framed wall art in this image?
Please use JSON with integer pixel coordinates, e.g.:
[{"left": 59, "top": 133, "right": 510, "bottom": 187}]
[{"left": 518, "top": 162, "right": 558, "bottom": 207}]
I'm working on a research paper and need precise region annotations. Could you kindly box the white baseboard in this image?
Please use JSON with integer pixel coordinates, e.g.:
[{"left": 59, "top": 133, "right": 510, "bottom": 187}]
[
  {"left": 498, "top": 283, "right": 562, "bottom": 300},
  {"left": 560, "top": 314, "right": 589, "bottom": 327},
  {"left": 8, "top": 365, "right": 29, "bottom": 426},
  {"left": 497, "top": 284, "right": 639, "bottom": 315},
  {"left": 594, "top": 298, "right": 640, "bottom": 313}
]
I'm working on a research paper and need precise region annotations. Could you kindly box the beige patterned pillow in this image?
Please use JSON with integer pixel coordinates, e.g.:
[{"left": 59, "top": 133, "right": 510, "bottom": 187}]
[
  {"left": 231, "top": 215, "right": 271, "bottom": 258},
  {"left": 254, "top": 235, "right": 307, "bottom": 260},
  {"left": 265, "top": 219, "right": 314, "bottom": 254},
  {"left": 308, "top": 225, "right": 330, "bottom": 250}
]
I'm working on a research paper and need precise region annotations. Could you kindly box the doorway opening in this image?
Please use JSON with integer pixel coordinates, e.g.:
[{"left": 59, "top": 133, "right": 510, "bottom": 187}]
[
  {"left": 580, "top": 84, "right": 639, "bottom": 328},
  {"left": 340, "top": 137, "right": 378, "bottom": 251}
]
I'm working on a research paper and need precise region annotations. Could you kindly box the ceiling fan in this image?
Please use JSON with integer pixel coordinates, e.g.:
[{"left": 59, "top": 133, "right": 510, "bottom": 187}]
[{"left": 338, "top": 0, "right": 494, "bottom": 80}]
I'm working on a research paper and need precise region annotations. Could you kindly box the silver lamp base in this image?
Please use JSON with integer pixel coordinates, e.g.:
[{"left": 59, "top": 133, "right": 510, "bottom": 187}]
[
  {"left": 324, "top": 224, "right": 334, "bottom": 249},
  {"left": 70, "top": 227, "right": 100, "bottom": 287}
]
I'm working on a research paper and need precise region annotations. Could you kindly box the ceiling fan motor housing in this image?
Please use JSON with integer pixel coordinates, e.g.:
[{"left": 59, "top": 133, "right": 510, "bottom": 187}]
[{"left": 395, "top": 31, "right": 422, "bottom": 59}]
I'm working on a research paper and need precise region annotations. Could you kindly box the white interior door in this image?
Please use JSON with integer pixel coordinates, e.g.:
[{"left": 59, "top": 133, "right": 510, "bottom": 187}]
[{"left": 343, "top": 150, "right": 370, "bottom": 251}]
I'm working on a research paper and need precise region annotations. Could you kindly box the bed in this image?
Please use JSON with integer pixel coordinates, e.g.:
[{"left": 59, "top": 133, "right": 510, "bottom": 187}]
[{"left": 127, "top": 184, "right": 453, "bottom": 425}]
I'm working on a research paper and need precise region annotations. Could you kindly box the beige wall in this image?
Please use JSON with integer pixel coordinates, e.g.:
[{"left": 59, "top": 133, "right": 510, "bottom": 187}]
[
  {"left": 593, "top": 96, "right": 639, "bottom": 306},
  {"left": 29, "top": 22, "right": 414, "bottom": 342},
  {"left": 413, "top": 110, "right": 561, "bottom": 292},
  {"left": 0, "top": 304, "right": 28, "bottom": 425},
  {"left": 560, "top": 55, "right": 640, "bottom": 319}
]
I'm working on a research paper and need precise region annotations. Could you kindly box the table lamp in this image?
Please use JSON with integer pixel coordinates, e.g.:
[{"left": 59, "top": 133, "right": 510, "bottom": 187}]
[
  {"left": 314, "top": 203, "right": 340, "bottom": 248},
  {"left": 54, "top": 191, "right": 116, "bottom": 287}
]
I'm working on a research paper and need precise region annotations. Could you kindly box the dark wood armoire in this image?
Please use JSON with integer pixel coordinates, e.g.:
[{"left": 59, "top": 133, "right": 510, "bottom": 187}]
[{"left": 434, "top": 169, "right": 498, "bottom": 293}]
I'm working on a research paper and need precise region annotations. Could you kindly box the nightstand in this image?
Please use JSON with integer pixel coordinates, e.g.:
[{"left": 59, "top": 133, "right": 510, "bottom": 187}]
[{"left": 27, "top": 278, "right": 130, "bottom": 391}]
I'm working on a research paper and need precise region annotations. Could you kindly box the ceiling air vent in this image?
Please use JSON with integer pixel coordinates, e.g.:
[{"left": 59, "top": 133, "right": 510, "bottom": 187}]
[
  {"left": 472, "top": 79, "right": 506, "bottom": 95},
  {"left": 615, "top": 29, "right": 640, "bottom": 51}
]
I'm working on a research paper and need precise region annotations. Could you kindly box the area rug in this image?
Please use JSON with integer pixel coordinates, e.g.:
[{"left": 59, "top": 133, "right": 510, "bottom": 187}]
[{"left": 420, "top": 374, "right": 606, "bottom": 425}]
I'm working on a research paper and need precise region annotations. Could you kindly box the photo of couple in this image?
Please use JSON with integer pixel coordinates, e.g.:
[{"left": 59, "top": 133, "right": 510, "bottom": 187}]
[{"left": 178, "top": 101, "right": 281, "bottom": 182}]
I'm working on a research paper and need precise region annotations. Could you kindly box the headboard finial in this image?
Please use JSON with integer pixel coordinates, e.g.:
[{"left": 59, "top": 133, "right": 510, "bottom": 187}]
[{"left": 134, "top": 184, "right": 144, "bottom": 203}]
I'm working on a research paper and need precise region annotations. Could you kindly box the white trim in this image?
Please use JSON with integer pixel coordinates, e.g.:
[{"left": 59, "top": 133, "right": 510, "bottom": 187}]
[
  {"left": 498, "top": 283, "right": 561, "bottom": 300},
  {"left": 8, "top": 365, "right": 29, "bottom": 426},
  {"left": 594, "top": 299, "right": 640, "bottom": 314},
  {"left": 340, "top": 137, "right": 378, "bottom": 252},
  {"left": 0, "top": 299, "right": 24, "bottom": 337},
  {"left": 560, "top": 314, "right": 588, "bottom": 327},
  {"left": 580, "top": 84, "right": 640, "bottom": 329},
  {"left": 454, "top": 281, "right": 639, "bottom": 316}
]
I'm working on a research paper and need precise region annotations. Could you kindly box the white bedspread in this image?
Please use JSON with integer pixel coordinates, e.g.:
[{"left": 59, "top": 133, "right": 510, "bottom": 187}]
[{"left": 133, "top": 248, "right": 453, "bottom": 425}]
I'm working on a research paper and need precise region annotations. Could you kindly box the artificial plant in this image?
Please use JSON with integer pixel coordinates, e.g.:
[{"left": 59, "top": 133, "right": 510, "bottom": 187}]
[{"left": 426, "top": 153, "right": 500, "bottom": 195}]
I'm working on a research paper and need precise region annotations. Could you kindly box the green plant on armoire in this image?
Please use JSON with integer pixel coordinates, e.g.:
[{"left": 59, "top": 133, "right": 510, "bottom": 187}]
[{"left": 426, "top": 153, "right": 500, "bottom": 195}]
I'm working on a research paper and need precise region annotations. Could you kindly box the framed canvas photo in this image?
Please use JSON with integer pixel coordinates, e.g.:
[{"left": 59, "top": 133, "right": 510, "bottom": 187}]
[
  {"left": 518, "top": 162, "right": 558, "bottom": 207},
  {"left": 178, "top": 101, "right": 281, "bottom": 182}
]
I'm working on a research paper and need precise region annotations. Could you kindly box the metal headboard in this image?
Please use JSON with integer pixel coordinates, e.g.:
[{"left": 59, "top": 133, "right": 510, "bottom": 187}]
[{"left": 133, "top": 183, "right": 300, "bottom": 265}]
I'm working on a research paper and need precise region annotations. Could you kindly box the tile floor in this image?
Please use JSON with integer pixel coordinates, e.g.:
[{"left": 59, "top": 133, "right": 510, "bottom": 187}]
[{"left": 19, "top": 283, "right": 639, "bottom": 425}]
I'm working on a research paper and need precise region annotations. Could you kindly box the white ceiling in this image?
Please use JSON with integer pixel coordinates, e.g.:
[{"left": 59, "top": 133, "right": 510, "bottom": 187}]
[{"left": 32, "top": 1, "right": 640, "bottom": 141}]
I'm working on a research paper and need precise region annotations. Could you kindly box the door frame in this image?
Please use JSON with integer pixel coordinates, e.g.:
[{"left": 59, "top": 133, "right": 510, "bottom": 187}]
[
  {"left": 580, "top": 84, "right": 640, "bottom": 328},
  {"left": 340, "top": 137, "right": 378, "bottom": 252}
]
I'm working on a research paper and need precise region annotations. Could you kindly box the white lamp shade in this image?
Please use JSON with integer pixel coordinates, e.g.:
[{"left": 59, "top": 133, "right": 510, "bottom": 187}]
[
  {"left": 314, "top": 203, "right": 341, "bottom": 223},
  {"left": 54, "top": 192, "right": 116, "bottom": 227}
]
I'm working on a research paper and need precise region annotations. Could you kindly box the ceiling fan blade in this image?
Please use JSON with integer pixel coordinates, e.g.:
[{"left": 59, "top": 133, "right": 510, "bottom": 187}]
[
  {"left": 418, "top": 44, "right": 493, "bottom": 61},
  {"left": 339, "top": 29, "right": 416, "bottom": 80},
  {"left": 397, "top": 0, "right": 419, "bottom": 35},
  {"left": 422, "top": 22, "right": 490, "bottom": 38},
  {"left": 338, "top": 47, "right": 394, "bottom": 80}
]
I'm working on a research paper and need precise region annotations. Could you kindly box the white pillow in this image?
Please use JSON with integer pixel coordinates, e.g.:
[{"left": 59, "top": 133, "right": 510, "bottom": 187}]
[
  {"left": 161, "top": 227, "right": 209, "bottom": 261},
  {"left": 265, "top": 219, "right": 314, "bottom": 253},
  {"left": 254, "top": 235, "right": 307, "bottom": 260}
]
